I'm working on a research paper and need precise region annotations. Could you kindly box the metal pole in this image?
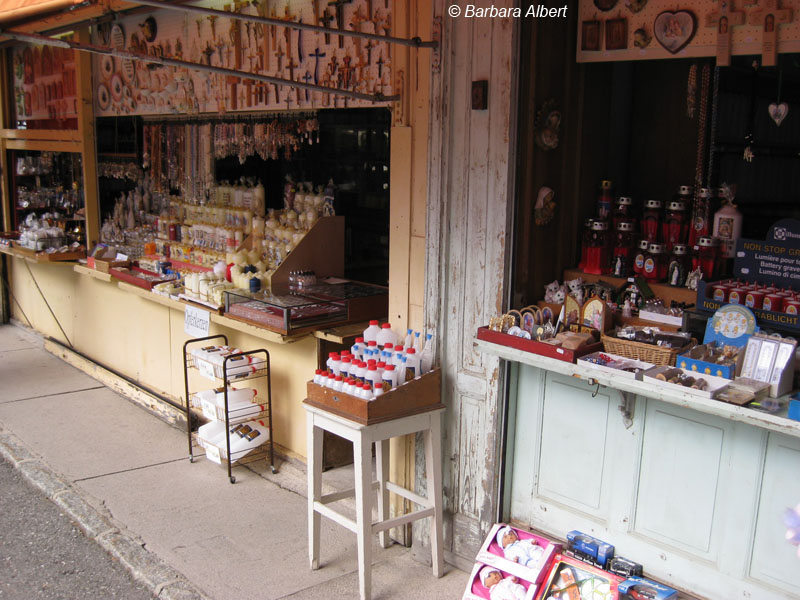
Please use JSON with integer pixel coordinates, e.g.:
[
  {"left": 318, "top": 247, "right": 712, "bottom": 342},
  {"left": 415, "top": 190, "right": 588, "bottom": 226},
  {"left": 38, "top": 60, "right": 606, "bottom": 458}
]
[
  {"left": 131, "top": 0, "right": 438, "bottom": 49},
  {"left": 0, "top": 29, "right": 400, "bottom": 103}
]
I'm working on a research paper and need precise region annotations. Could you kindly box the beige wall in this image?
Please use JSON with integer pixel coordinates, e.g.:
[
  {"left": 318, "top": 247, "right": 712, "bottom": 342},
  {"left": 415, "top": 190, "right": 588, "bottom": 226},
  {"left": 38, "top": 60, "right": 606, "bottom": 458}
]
[{"left": 8, "top": 259, "right": 317, "bottom": 457}]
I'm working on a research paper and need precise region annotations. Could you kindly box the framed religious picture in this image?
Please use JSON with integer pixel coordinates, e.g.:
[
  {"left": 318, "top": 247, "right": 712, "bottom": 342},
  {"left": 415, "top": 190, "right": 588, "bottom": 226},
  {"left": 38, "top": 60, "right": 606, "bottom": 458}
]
[
  {"left": 581, "top": 296, "right": 611, "bottom": 332},
  {"left": 564, "top": 295, "right": 582, "bottom": 330},
  {"left": 582, "top": 20, "right": 602, "bottom": 51},
  {"left": 521, "top": 309, "right": 537, "bottom": 335},
  {"left": 606, "top": 18, "right": 628, "bottom": 50},
  {"left": 541, "top": 306, "right": 554, "bottom": 325}
]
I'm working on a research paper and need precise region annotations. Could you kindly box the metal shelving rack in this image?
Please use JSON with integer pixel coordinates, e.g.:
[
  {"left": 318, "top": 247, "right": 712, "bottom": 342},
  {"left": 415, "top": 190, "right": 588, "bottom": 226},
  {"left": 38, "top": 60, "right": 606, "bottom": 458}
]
[{"left": 183, "top": 334, "right": 275, "bottom": 483}]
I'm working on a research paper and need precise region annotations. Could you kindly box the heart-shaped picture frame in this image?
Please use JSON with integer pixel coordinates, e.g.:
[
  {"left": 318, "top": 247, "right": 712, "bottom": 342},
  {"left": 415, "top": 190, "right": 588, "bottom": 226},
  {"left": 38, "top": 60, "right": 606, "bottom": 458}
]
[
  {"left": 769, "top": 102, "right": 789, "bottom": 126},
  {"left": 654, "top": 10, "right": 697, "bottom": 54}
]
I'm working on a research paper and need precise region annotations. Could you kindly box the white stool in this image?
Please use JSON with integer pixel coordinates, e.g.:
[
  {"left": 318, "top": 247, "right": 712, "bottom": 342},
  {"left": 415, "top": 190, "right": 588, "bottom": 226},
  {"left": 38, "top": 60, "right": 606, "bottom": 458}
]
[{"left": 304, "top": 404, "right": 445, "bottom": 600}]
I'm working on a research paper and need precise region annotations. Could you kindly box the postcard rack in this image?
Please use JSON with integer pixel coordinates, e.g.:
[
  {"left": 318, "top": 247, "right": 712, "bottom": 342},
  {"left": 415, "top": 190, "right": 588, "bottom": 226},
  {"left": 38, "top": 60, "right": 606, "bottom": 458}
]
[{"left": 183, "top": 334, "right": 275, "bottom": 483}]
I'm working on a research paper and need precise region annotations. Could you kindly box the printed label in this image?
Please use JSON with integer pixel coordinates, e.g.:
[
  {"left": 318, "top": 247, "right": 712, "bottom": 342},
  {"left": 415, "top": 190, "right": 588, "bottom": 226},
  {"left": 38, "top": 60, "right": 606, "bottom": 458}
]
[
  {"left": 644, "top": 258, "right": 655, "bottom": 274},
  {"left": 201, "top": 398, "right": 218, "bottom": 421},
  {"left": 787, "top": 305, "right": 798, "bottom": 315},
  {"left": 405, "top": 366, "right": 415, "bottom": 382},
  {"left": 713, "top": 289, "right": 726, "bottom": 302},
  {"left": 728, "top": 291, "right": 741, "bottom": 304},
  {"left": 382, "top": 380, "right": 391, "bottom": 393},
  {"left": 745, "top": 294, "right": 755, "bottom": 308},
  {"left": 634, "top": 254, "right": 644, "bottom": 269},
  {"left": 763, "top": 298, "right": 774, "bottom": 311},
  {"left": 197, "top": 359, "right": 217, "bottom": 381}
]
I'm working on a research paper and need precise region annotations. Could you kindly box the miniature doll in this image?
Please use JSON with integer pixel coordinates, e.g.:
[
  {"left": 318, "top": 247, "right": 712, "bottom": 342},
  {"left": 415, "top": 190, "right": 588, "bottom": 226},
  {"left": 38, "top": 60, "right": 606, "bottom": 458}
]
[
  {"left": 480, "top": 566, "right": 527, "bottom": 600},
  {"left": 496, "top": 525, "right": 544, "bottom": 568}
]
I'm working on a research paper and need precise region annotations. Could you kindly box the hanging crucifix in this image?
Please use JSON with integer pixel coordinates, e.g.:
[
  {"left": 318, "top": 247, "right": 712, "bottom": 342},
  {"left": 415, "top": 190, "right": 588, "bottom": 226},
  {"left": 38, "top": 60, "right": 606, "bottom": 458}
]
[
  {"left": 302, "top": 71, "right": 313, "bottom": 102},
  {"left": 350, "top": 6, "right": 368, "bottom": 55},
  {"left": 320, "top": 8, "right": 335, "bottom": 45},
  {"left": 705, "top": 0, "right": 745, "bottom": 67},
  {"left": 748, "top": 0, "right": 793, "bottom": 67},
  {"left": 328, "top": 0, "right": 354, "bottom": 49},
  {"left": 310, "top": 47, "right": 326, "bottom": 85}
]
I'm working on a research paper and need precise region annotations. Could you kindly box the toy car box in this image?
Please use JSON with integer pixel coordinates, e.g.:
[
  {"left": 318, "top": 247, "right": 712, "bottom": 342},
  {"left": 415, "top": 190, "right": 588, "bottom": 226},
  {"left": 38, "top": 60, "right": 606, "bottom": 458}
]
[
  {"left": 618, "top": 576, "right": 678, "bottom": 600},
  {"left": 476, "top": 523, "right": 561, "bottom": 584},
  {"left": 462, "top": 562, "right": 537, "bottom": 600},
  {"left": 565, "top": 530, "right": 614, "bottom": 568}
]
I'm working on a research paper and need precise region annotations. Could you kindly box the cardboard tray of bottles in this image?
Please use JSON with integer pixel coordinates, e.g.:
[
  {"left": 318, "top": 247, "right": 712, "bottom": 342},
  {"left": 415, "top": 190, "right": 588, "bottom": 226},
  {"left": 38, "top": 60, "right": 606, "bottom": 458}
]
[{"left": 304, "top": 369, "right": 443, "bottom": 425}]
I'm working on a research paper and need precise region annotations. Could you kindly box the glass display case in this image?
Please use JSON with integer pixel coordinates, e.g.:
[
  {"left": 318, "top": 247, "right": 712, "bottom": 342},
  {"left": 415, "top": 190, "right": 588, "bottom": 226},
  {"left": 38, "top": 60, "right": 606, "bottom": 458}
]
[{"left": 224, "top": 281, "right": 388, "bottom": 334}]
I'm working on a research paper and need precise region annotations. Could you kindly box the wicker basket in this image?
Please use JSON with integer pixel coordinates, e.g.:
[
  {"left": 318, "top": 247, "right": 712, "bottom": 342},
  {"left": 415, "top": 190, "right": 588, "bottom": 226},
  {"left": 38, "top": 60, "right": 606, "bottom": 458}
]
[{"left": 601, "top": 334, "right": 696, "bottom": 367}]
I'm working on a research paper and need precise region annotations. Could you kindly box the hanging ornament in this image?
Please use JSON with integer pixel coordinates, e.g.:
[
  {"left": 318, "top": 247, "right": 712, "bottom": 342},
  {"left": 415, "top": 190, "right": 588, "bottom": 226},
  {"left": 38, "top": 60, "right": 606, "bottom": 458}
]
[{"left": 769, "top": 66, "right": 789, "bottom": 126}]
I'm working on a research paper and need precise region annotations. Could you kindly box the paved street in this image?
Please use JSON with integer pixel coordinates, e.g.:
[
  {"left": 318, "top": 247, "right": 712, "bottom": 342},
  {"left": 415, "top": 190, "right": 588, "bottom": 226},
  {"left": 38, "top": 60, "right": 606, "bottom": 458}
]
[{"left": 0, "top": 456, "right": 152, "bottom": 600}]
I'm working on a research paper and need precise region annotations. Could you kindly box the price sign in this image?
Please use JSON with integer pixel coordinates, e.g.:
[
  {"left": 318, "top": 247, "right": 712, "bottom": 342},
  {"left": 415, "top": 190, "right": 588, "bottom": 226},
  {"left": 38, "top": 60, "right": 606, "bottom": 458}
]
[
  {"left": 196, "top": 358, "right": 217, "bottom": 381},
  {"left": 205, "top": 444, "right": 222, "bottom": 464},
  {"left": 201, "top": 398, "right": 218, "bottom": 421},
  {"left": 184, "top": 305, "right": 210, "bottom": 338}
]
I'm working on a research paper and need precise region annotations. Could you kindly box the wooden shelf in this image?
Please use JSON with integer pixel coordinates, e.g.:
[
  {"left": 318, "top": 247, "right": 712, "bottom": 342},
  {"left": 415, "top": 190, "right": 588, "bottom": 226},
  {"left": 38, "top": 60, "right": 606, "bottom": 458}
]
[
  {"left": 564, "top": 268, "right": 698, "bottom": 307},
  {"left": 73, "top": 264, "right": 112, "bottom": 282}
]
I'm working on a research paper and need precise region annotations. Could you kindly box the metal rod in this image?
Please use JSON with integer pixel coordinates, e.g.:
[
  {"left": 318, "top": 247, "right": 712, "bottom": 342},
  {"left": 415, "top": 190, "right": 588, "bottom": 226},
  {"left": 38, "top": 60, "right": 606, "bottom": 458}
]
[
  {"left": 0, "top": 29, "right": 399, "bottom": 103},
  {"left": 22, "top": 259, "right": 73, "bottom": 348},
  {"left": 131, "top": 0, "right": 438, "bottom": 49}
]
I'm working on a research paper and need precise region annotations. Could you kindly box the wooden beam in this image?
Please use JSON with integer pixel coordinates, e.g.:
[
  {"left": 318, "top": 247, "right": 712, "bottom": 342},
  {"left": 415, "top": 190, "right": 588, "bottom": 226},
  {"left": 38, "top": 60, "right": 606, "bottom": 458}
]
[
  {"left": 74, "top": 27, "right": 99, "bottom": 249},
  {"left": 0, "top": 50, "right": 11, "bottom": 233},
  {"left": 4, "top": 139, "right": 82, "bottom": 152},
  {"left": 0, "top": 128, "right": 81, "bottom": 141}
]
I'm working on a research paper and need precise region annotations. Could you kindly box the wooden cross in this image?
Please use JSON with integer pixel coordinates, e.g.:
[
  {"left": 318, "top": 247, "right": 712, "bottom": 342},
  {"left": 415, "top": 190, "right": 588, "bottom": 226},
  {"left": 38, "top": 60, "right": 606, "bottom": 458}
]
[
  {"left": 274, "top": 44, "right": 285, "bottom": 71},
  {"left": 297, "top": 19, "right": 304, "bottom": 62},
  {"left": 328, "top": 0, "right": 353, "bottom": 48},
  {"left": 748, "top": 0, "right": 793, "bottom": 67},
  {"left": 202, "top": 41, "right": 216, "bottom": 65},
  {"left": 376, "top": 52, "right": 384, "bottom": 79},
  {"left": 207, "top": 15, "right": 218, "bottom": 39},
  {"left": 310, "top": 47, "right": 326, "bottom": 84},
  {"left": 320, "top": 8, "right": 335, "bottom": 45},
  {"left": 706, "top": 1, "right": 746, "bottom": 67},
  {"left": 321, "top": 73, "right": 332, "bottom": 107},
  {"left": 302, "top": 71, "right": 313, "bottom": 101},
  {"left": 364, "top": 38, "right": 375, "bottom": 65},
  {"left": 273, "top": 82, "right": 280, "bottom": 104},
  {"left": 312, "top": 0, "right": 321, "bottom": 26},
  {"left": 340, "top": 55, "right": 354, "bottom": 88},
  {"left": 244, "top": 78, "right": 253, "bottom": 107},
  {"left": 355, "top": 52, "right": 368, "bottom": 80},
  {"left": 329, "top": 55, "right": 339, "bottom": 76},
  {"left": 350, "top": 6, "right": 368, "bottom": 55},
  {"left": 284, "top": 20, "right": 292, "bottom": 61},
  {"left": 255, "top": 0, "right": 270, "bottom": 71},
  {"left": 286, "top": 56, "right": 298, "bottom": 82}
]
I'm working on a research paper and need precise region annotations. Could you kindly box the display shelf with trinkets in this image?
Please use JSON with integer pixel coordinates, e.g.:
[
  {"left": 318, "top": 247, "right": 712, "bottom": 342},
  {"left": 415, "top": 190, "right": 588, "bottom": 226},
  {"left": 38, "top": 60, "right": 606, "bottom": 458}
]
[{"left": 183, "top": 334, "right": 274, "bottom": 484}]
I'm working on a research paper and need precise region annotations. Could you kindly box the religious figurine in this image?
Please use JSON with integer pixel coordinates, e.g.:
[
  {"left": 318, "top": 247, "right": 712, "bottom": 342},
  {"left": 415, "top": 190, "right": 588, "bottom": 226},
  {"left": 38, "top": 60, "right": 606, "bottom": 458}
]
[
  {"left": 534, "top": 100, "right": 561, "bottom": 151},
  {"left": 534, "top": 186, "right": 556, "bottom": 226},
  {"left": 686, "top": 266, "right": 703, "bottom": 291}
]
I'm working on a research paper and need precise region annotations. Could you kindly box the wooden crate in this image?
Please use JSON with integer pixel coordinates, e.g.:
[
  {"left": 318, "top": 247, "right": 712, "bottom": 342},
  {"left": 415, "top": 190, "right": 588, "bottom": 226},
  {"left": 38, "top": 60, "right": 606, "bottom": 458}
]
[{"left": 304, "top": 369, "right": 442, "bottom": 425}]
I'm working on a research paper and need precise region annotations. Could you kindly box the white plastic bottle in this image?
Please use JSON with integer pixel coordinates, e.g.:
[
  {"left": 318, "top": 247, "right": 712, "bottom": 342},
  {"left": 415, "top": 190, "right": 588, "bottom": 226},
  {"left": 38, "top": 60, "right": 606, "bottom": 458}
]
[
  {"left": 404, "top": 328, "right": 414, "bottom": 349},
  {"left": 354, "top": 381, "right": 364, "bottom": 396},
  {"left": 366, "top": 365, "right": 380, "bottom": 390},
  {"left": 355, "top": 361, "right": 368, "bottom": 383},
  {"left": 373, "top": 384, "right": 384, "bottom": 398},
  {"left": 313, "top": 369, "right": 323, "bottom": 384},
  {"left": 404, "top": 348, "right": 420, "bottom": 381},
  {"left": 396, "top": 356, "right": 407, "bottom": 384},
  {"left": 363, "top": 320, "right": 381, "bottom": 343},
  {"left": 360, "top": 384, "right": 374, "bottom": 400},
  {"left": 381, "top": 343, "right": 394, "bottom": 364},
  {"left": 326, "top": 352, "right": 338, "bottom": 375},
  {"left": 366, "top": 340, "right": 379, "bottom": 359},
  {"left": 376, "top": 323, "right": 399, "bottom": 347},
  {"left": 413, "top": 331, "right": 423, "bottom": 353},
  {"left": 325, "top": 373, "right": 335, "bottom": 388},
  {"left": 333, "top": 375, "right": 343, "bottom": 391},
  {"left": 393, "top": 346, "right": 405, "bottom": 367},
  {"left": 381, "top": 364, "right": 397, "bottom": 391},
  {"left": 340, "top": 356, "right": 352, "bottom": 379},
  {"left": 351, "top": 337, "right": 364, "bottom": 361},
  {"left": 420, "top": 333, "right": 434, "bottom": 374},
  {"left": 343, "top": 378, "right": 354, "bottom": 395}
]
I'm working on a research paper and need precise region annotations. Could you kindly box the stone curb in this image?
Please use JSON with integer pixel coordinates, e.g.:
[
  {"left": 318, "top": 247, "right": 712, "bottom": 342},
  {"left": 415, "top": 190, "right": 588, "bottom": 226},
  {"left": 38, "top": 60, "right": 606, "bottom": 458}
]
[{"left": 0, "top": 429, "right": 212, "bottom": 600}]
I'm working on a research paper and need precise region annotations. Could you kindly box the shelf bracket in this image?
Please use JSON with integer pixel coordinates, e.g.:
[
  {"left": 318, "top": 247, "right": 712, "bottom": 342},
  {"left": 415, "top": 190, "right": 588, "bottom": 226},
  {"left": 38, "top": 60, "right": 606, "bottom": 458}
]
[{"left": 618, "top": 391, "right": 635, "bottom": 429}]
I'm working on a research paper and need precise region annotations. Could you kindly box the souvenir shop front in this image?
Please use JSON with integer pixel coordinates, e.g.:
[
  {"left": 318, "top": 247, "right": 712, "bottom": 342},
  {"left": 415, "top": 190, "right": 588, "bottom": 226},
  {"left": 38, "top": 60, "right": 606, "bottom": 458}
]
[
  {"left": 465, "top": 2, "right": 800, "bottom": 599},
  {"left": 0, "top": 0, "right": 435, "bottom": 502}
]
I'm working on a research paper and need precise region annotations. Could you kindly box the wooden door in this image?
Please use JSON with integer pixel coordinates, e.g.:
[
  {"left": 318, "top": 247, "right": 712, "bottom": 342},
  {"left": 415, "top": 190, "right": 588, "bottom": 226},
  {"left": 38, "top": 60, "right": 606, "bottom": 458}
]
[{"left": 417, "top": 1, "right": 518, "bottom": 569}]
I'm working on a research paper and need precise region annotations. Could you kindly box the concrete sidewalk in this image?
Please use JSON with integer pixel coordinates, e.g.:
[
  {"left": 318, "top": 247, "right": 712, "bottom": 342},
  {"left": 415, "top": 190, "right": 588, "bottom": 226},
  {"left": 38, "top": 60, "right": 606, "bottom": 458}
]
[{"left": 0, "top": 324, "right": 468, "bottom": 600}]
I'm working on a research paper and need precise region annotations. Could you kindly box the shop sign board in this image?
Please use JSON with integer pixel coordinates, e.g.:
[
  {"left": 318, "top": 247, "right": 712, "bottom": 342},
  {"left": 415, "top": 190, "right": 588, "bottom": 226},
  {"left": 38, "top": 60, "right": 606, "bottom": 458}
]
[
  {"left": 735, "top": 219, "right": 800, "bottom": 287},
  {"left": 184, "top": 305, "right": 210, "bottom": 338}
]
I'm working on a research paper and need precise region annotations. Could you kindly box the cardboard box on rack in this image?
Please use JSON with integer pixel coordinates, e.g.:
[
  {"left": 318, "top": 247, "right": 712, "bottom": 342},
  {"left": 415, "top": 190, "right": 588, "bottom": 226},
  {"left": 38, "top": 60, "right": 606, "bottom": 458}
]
[
  {"left": 677, "top": 305, "right": 757, "bottom": 379},
  {"left": 461, "top": 562, "right": 537, "bottom": 600},
  {"left": 475, "top": 523, "right": 561, "bottom": 585}
]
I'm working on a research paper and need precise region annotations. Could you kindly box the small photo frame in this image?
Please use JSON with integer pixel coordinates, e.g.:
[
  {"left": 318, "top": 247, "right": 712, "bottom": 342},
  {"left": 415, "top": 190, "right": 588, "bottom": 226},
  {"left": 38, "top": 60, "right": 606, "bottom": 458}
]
[
  {"left": 541, "top": 307, "right": 554, "bottom": 325},
  {"left": 521, "top": 310, "right": 536, "bottom": 335},
  {"left": 582, "top": 20, "right": 602, "bottom": 51},
  {"left": 606, "top": 17, "right": 628, "bottom": 50},
  {"left": 564, "top": 295, "right": 582, "bottom": 329}
]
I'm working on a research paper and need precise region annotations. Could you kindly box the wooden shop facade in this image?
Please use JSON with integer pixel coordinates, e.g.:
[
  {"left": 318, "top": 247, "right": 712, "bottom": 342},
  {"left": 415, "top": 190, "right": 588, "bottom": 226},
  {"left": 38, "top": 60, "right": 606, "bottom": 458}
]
[{"left": 3, "top": 1, "right": 800, "bottom": 598}]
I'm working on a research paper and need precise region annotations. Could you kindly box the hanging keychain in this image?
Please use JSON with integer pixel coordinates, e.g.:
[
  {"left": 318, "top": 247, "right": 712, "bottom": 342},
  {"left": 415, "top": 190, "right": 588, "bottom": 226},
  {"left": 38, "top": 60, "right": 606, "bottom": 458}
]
[{"left": 769, "top": 66, "right": 789, "bottom": 126}]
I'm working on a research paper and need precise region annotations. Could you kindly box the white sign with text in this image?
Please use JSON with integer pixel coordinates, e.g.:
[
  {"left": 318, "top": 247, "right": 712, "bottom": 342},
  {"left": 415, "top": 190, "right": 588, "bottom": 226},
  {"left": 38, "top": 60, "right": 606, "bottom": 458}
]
[{"left": 184, "top": 305, "right": 210, "bottom": 338}]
